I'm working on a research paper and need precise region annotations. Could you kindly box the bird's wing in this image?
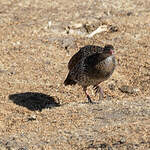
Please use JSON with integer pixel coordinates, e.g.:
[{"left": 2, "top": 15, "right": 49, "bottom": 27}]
[
  {"left": 68, "top": 45, "right": 103, "bottom": 71},
  {"left": 84, "top": 53, "right": 106, "bottom": 68},
  {"left": 68, "top": 50, "right": 83, "bottom": 71}
]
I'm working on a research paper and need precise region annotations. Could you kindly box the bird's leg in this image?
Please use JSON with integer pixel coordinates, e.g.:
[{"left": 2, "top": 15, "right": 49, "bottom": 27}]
[
  {"left": 93, "top": 85, "right": 104, "bottom": 100},
  {"left": 83, "top": 87, "right": 93, "bottom": 103}
]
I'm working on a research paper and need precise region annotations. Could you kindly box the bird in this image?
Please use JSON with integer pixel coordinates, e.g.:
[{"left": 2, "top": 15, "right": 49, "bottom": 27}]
[{"left": 64, "top": 44, "right": 116, "bottom": 103}]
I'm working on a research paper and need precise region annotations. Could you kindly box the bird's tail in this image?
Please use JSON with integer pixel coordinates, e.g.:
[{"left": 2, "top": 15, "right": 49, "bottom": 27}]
[{"left": 64, "top": 74, "right": 76, "bottom": 86}]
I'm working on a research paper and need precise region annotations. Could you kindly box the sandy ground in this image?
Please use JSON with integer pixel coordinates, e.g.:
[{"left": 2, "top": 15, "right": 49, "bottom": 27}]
[{"left": 0, "top": 0, "right": 150, "bottom": 149}]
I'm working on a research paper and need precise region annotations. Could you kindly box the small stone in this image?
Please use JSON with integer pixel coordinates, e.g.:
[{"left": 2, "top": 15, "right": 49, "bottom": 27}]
[
  {"left": 106, "top": 95, "right": 112, "bottom": 101},
  {"left": 18, "top": 148, "right": 28, "bottom": 150},
  {"left": 48, "top": 21, "right": 52, "bottom": 28},
  {"left": 68, "top": 28, "right": 86, "bottom": 36},
  {"left": 83, "top": 24, "right": 92, "bottom": 33},
  {"left": 70, "top": 23, "right": 83, "bottom": 29},
  {"left": 109, "top": 25, "right": 118, "bottom": 32},
  {"left": 8, "top": 71, "right": 16, "bottom": 75},
  {"left": 120, "top": 137, "right": 126, "bottom": 144},
  {"left": 108, "top": 83, "right": 115, "bottom": 90},
  {"left": 0, "top": 143, "right": 8, "bottom": 150},
  {"left": 119, "top": 85, "right": 135, "bottom": 94},
  {"left": 45, "top": 60, "right": 51, "bottom": 65},
  {"left": 127, "top": 12, "right": 133, "bottom": 16},
  {"left": 0, "top": 69, "right": 5, "bottom": 74},
  {"left": 50, "top": 25, "right": 66, "bottom": 34},
  {"left": 61, "top": 37, "right": 75, "bottom": 50},
  {"left": 27, "top": 115, "right": 36, "bottom": 121}
]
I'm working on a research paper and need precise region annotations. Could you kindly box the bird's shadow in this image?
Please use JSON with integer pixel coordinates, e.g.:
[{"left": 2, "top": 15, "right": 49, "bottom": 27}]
[{"left": 9, "top": 92, "right": 60, "bottom": 111}]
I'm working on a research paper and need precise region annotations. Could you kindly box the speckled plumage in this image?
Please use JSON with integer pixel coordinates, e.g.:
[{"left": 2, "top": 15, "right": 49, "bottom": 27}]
[
  {"left": 68, "top": 45, "right": 104, "bottom": 71},
  {"left": 64, "top": 45, "right": 116, "bottom": 103}
]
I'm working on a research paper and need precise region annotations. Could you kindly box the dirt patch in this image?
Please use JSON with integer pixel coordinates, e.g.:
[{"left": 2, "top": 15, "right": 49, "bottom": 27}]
[{"left": 0, "top": 0, "right": 150, "bottom": 149}]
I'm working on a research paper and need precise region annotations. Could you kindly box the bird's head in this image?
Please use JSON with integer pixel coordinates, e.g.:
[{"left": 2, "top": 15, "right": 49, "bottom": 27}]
[{"left": 104, "top": 45, "right": 114, "bottom": 55}]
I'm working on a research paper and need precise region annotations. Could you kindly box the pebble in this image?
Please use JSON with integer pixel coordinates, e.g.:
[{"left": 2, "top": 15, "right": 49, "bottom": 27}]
[
  {"left": 106, "top": 95, "right": 112, "bottom": 101},
  {"left": 109, "top": 25, "right": 118, "bottom": 32},
  {"left": 108, "top": 83, "right": 116, "bottom": 90},
  {"left": 61, "top": 37, "right": 75, "bottom": 50},
  {"left": 69, "top": 23, "right": 83, "bottom": 29},
  {"left": 27, "top": 115, "right": 36, "bottom": 121},
  {"left": 119, "top": 85, "right": 135, "bottom": 94},
  {"left": 48, "top": 21, "right": 52, "bottom": 28},
  {"left": 0, "top": 69, "right": 6, "bottom": 74},
  {"left": 18, "top": 148, "right": 28, "bottom": 150},
  {"left": 127, "top": 12, "right": 133, "bottom": 16}
]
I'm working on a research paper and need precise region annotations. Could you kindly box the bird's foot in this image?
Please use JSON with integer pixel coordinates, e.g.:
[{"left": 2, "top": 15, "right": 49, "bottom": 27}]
[
  {"left": 87, "top": 95, "right": 93, "bottom": 104},
  {"left": 83, "top": 87, "right": 93, "bottom": 104},
  {"left": 93, "top": 85, "right": 104, "bottom": 101}
]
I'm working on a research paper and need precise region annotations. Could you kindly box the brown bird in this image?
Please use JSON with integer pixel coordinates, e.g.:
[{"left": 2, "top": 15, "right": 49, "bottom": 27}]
[{"left": 64, "top": 44, "right": 116, "bottom": 103}]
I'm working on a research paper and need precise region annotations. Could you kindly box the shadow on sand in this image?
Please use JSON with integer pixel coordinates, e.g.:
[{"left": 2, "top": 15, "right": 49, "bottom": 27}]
[{"left": 9, "top": 92, "right": 60, "bottom": 111}]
